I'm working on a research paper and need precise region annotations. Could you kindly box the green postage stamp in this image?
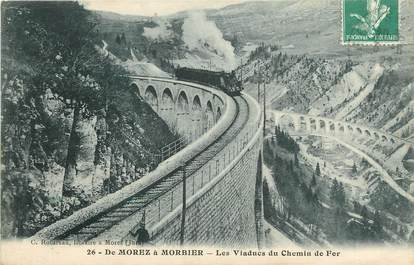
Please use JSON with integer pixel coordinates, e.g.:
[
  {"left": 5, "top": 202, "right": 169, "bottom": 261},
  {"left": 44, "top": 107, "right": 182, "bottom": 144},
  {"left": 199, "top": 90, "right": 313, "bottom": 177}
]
[{"left": 342, "top": 0, "right": 399, "bottom": 44}]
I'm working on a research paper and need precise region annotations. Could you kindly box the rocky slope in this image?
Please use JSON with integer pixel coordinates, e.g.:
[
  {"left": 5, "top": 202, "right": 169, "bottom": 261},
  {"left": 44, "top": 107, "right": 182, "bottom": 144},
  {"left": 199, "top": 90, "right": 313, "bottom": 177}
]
[
  {"left": 243, "top": 45, "right": 414, "bottom": 139},
  {"left": 1, "top": 2, "right": 178, "bottom": 238}
]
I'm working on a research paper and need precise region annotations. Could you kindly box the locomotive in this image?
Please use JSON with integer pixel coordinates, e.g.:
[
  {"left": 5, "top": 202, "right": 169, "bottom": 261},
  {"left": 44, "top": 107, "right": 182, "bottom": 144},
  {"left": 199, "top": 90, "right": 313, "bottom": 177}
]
[{"left": 175, "top": 67, "right": 243, "bottom": 96}]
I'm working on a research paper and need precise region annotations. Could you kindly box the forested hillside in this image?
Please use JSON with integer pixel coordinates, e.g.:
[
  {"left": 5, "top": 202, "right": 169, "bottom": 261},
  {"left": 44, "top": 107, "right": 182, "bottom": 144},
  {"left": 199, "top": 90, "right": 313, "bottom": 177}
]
[{"left": 1, "top": 2, "right": 177, "bottom": 238}]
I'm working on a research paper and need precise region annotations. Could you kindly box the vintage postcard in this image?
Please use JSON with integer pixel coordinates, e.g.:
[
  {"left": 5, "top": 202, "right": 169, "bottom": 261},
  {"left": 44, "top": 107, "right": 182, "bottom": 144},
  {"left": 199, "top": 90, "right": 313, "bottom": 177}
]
[{"left": 1, "top": 0, "right": 413, "bottom": 265}]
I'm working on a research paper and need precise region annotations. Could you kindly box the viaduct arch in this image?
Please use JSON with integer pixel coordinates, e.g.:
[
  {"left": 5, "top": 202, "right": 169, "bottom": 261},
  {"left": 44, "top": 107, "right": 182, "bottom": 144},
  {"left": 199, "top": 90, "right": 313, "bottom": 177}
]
[{"left": 130, "top": 78, "right": 226, "bottom": 141}]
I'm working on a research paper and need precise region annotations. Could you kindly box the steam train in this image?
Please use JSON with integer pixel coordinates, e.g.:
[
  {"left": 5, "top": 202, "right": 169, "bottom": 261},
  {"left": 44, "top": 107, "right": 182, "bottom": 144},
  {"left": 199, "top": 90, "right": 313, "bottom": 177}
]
[{"left": 175, "top": 67, "right": 243, "bottom": 96}]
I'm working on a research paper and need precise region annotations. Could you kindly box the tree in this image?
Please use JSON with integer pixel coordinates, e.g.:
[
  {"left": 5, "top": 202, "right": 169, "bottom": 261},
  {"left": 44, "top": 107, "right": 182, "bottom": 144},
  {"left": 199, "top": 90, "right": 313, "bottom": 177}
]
[
  {"left": 361, "top": 158, "right": 368, "bottom": 167},
  {"left": 294, "top": 152, "right": 299, "bottom": 166},
  {"left": 120, "top": 32, "right": 127, "bottom": 45},
  {"left": 330, "top": 179, "right": 346, "bottom": 209},
  {"left": 352, "top": 163, "right": 357, "bottom": 174},
  {"left": 315, "top": 162, "right": 321, "bottom": 176},
  {"left": 337, "top": 182, "right": 346, "bottom": 208},
  {"left": 288, "top": 160, "right": 294, "bottom": 172},
  {"left": 353, "top": 201, "right": 361, "bottom": 213},
  {"left": 372, "top": 210, "right": 382, "bottom": 236},
  {"left": 311, "top": 174, "right": 317, "bottom": 187},
  {"left": 263, "top": 179, "right": 274, "bottom": 219},
  {"left": 330, "top": 178, "right": 339, "bottom": 203},
  {"left": 360, "top": 205, "right": 369, "bottom": 226},
  {"left": 115, "top": 34, "right": 121, "bottom": 45}
]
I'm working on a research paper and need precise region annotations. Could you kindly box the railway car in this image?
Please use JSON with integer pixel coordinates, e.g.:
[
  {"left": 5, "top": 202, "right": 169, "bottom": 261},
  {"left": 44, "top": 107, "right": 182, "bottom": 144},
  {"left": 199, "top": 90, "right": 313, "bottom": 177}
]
[{"left": 175, "top": 67, "right": 243, "bottom": 96}]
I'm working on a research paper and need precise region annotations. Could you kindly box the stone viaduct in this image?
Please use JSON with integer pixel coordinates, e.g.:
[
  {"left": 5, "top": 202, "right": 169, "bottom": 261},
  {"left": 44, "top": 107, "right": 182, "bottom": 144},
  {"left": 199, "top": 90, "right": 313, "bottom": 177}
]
[
  {"left": 268, "top": 109, "right": 414, "bottom": 204},
  {"left": 270, "top": 110, "right": 404, "bottom": 145},
  {"left": 130, "top": 77, "right": 225, "bottom": 141},
  {"left": 33, "top": 77, "right": 264, "bottom": 247}
]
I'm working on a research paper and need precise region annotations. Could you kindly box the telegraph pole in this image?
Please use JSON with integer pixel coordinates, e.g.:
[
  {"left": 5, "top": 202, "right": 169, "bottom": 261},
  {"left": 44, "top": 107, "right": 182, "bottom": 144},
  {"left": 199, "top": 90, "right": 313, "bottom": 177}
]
[
  {"left": 257, "top": 62, "right": 261, "bottom": 102},
  {"left": 257, "top": 62, "right": 267, "bottom": 136},
  {"left": 180, "top": 164, "right": 187, "bottom": 246},
  {"left": 240, "top": 58, "right": 243, "bottom": 85},
  {"left": 263, "top": 75, "right": 266, "bottom": 137}
]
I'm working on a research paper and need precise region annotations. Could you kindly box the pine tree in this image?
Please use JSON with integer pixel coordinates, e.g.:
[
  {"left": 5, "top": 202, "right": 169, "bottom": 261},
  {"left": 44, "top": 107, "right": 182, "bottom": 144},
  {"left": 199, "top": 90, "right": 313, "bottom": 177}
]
[
  {"left": 330, "top": 178, "right": 339, "bottom": 203},
  {"left": 115, "top": 34, "right": 121, "bottom": 45},
  {"left": 361, "top": 158, "right": 368, "bottom": 166},
  {"left": 315, "top": 162, "right": 321, "bottom": 176},
  {"left": 289, "top": 160, "right": 294, "bottom": 172},
  {"left": 353, "top": 201, "right": 361, "bottom": 213},
  {"left": 120, "top": 32, "right": 127, "bottom": 45},
  {"left": 372, "top": 210, "right": 382, "bottom": 235},
  {"left": 263, "top": 179, "right": 273, "bottom": 219},
  {"left": 294, "top": 152, "right": 299, "bottom": 166},
  {"left": 311, "top": 174, "right": 316, "bottom": 187},
  {"left": 360, "top": 205, "right": 369, "bottom": 226},
  {"left": 352, "top": 163, "right": 357, "bottom": 174},
  {"left": 337, "top": 182, "right": 346, "bottom": 208}
]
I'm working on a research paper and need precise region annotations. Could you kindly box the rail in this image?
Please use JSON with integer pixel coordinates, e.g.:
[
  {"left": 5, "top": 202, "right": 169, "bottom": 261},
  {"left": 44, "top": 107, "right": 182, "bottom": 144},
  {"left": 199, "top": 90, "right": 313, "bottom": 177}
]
[{"left": 159, "top": 136, "right": 188, "bottom": 162}]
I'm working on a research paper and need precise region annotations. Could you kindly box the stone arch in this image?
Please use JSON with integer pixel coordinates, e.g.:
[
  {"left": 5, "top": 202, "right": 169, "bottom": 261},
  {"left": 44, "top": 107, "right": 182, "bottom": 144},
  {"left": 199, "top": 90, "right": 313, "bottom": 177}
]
[
  {"left": 176, "top": 91, "right": 190, "bottom": 137},
  {"left": 162, "top": 88, "right": 174, "bottom": 110},
  {"left": 347, "top": 125, "right": 354, "bottom": 133},
  {"left": 381, "top": 135, "right": 388, "bottom": 142},
  {"left": 206, "top": 100, "right": 213, "bottom": 112},
  {"left": 216, "top": 107, "right": 222, "bottom": 122},
  {"left": 390, "top": 138, "right": 396, "bottom": 144},
  {"left": 356, "top": 127, "right": 363, "bottom": 135},
  {"left": 329, "top": 122, "right": 335, "bottom": 133},
  {"left": 319, "top": 120, "right": 326, "bottom": 132},
  {"left": 130, "top": 83, "right": 141, "bottom": 98},
  {"left": 160, "top": 87, "right": 175, "bottom": 129},
  {"left": 338, "top": 123, "right": 345, "bottom": 133},
  {"left": 205, "top": 100, "right": 214, "bottom": 132},
  {"left": 145, "top": 85, "right": 158, "bottom": 112},
  {"left": 177, "top": 91, "right": 189, "bottom": 113},
  {"left": 278, "top": 114, "right": 296, "bottom": 131},
  {"left": 192, "top": 95, "right": 202, "bottom": 111},
  {"left": 192, "top": 95, "right": 203, "bottom": 138},
  {"left": 299, "top": 116, "right": 307, "bottom": 131},
  {"left": 365, "top": 130, "right": 371, "bottom": 137},
  {"left": 310, "top": 118, "right": 317, "bottom": 131}
]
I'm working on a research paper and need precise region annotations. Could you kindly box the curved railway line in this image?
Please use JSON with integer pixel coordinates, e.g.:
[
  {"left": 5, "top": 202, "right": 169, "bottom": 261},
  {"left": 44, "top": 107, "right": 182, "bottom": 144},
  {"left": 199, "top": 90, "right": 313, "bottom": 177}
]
[{"left": 57, "top": 96, "right": 250, "bottom": 242}]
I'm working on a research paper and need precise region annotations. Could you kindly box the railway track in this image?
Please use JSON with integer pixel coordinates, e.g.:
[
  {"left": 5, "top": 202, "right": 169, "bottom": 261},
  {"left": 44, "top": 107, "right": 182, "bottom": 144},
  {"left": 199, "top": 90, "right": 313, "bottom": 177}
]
[
  {"left": 266, "top": 216, "right": 320, "bottom": 246},
  {"left": 58, "top": 96, "right": 250, "bottom": 241}
]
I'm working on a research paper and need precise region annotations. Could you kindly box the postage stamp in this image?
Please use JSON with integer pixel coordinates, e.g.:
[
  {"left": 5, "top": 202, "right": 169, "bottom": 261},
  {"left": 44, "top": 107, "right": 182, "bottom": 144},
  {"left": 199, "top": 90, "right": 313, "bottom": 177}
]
[{"left": 342, "top": 0, "right": 399, "bottom": 45}]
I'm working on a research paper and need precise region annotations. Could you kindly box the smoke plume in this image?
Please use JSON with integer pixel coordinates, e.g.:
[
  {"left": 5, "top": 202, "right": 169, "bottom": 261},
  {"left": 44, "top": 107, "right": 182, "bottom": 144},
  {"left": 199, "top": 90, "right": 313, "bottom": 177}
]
[
  {"left": 143, "top": 19, "right": 173, "bottom": 41},
  {"left": 182, "top": 12, "right": 236, "bottom": 70}
]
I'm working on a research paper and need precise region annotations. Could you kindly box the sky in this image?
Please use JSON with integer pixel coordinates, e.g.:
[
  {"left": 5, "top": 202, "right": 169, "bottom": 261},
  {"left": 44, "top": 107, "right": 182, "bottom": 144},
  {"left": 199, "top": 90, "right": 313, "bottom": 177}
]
[{"left": 80, "top": 0, "right": 271, "bottom": 17}]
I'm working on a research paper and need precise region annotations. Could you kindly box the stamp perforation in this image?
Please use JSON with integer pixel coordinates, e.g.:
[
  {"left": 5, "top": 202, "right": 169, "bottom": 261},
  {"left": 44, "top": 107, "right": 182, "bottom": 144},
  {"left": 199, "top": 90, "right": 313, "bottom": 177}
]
[{"left": 341, "top": 0, "right": 404, "bottom": 46}]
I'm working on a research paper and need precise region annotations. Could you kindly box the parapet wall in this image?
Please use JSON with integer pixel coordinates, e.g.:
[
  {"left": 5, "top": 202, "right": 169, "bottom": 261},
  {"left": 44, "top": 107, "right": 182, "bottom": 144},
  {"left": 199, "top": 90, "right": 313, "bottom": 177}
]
[{"left": 147, "top": 93, "right": 263, "bottom": 247}]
